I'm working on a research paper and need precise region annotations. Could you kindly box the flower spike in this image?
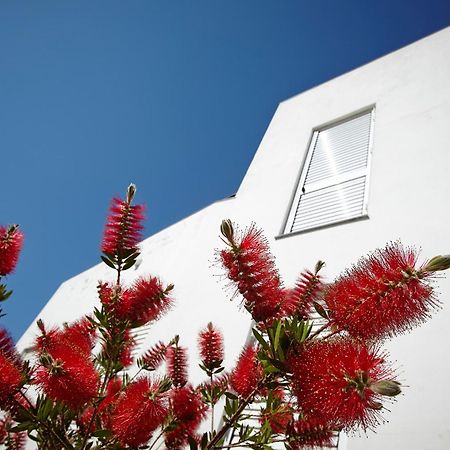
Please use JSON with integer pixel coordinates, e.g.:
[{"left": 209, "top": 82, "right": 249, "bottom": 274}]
[
  {"left": 111, "top": 377, "right": 168, "bottom": 447},
  {"left": 220, "top": 223, "right": 284, "bottom": 322},
  {"left": 101, "top": 185, "right": 144, "bottom": 257},
  {"left": 198, "top": 322, "right": 224, "bottom": 371},
  {"left": 325, "top": 242, "right": 439, "bottom": 339},
  {"left": 288, "top": 339, "right": 399, "bottom": 431},
  {"left": 0, "top": 225, "right": 24, "bottom": 276}
]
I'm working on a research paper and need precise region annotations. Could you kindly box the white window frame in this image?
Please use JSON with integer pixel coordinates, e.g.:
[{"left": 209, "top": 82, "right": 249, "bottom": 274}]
[{"left": 282, "top": 107, "right": 375, "bottom": 236}]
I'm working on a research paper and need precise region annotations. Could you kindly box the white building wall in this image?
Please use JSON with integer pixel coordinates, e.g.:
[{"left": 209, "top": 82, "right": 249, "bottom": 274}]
[{"left": 18, "top": 27, "right": 450, "bottom": 450}]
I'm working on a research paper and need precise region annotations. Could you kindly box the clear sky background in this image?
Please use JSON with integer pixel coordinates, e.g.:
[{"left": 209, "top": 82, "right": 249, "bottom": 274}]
[{"left": 1, "top": 1, "right": 449, "bottom": 341}]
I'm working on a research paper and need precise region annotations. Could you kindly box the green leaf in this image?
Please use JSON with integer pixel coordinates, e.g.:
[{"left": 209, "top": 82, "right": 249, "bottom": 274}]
[
  {"left": 10, "top": 421, "right": 34, "bottom": 432},
  {"left": 263, "top": 365, "right": 280, "bottom": 375},
  {"left": 122, "top": 257, "right": 137, "bottom": 271},
  {"left": 100, "top": 255, "right": 116, "bottom": 269},
  {"left": 252, "top": 328, "right": 270, "bottom": 351},
  {"left": 0, "top": 285, "right": 12, "bottom": 301},
  {"left": 225, "top": 391, "right": 238, "bottom": 400},
  {"left": 201, "top": 432, "right": 208, "bottom": 449},
  {"left": 92, "top": 429, "right": 113, "bottom": 438},
  {"left": 188, "top": 435, "right": 198, "bottom": 450},
  {"left": 268, "top": 358, "right": 286, "bottom": 371},
  {"left": 122, "top": 248, "right": 140, "bottom": 259},
  {"left": 273, "top": 320, "right": 282, "bottom": 352},
  {"left": 301, "top": 322, "right": 313, "bottom": 341},
  {"left": 27, "top": 432, "right": 39, "bottom": 442}
]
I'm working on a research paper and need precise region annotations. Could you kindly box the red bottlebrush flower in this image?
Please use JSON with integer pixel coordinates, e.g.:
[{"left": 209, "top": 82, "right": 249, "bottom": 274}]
[
  {"left": 282, "top": 267, "right": 324, "bottom": 319},
  {"left": 9, "top": 431, "right": 27, "bottom": 450},
  {"left": 288, "top": 339, "right": 399, "bottom": 431},
  {"left": 325, "top": 242, "right": 438, "bottom": 339},
  {"left": 287, "top": 417, "right": 335, "bottom": 450},
  {"left": 141, "top": 341, "right": 167, "bottom": 370},
  {"left": 79, "top": 377, "right": 122, "bottom": 432},
  {"left": 118, "top": 329, "right": 136, "bottom": 368},
  {"left": 165, "top": 386, "right": 208, "bottom": 449},
  {"left": 0, "top": 416, "right": 26, "bottom": 450},
  {"left": 261, "top": 401, "right": 293, "bottom": 434},
  {"left": 101, "top": 196, "right": 144, "bottom": 256},
  {"left": 35, "top": 333, "right": 100, "bottom": 409},
  {"left": 35, "top": 319, "right": 95, "bottom": 358},
  {"left": 0, "top": 354, "right": 22, "bottom": 408},
  {"left": 61, "top": 318, "right": 96, "bottom": 356},
  {"left": 0, "top": 329, "right": 22, "bottom": 408},
  {"left": 171, "top": 385, "right": 208, "bottom": 422},
  {"left": 198, "top": 322, "right": 224, "bottom": 370},
  {"left": 220, "top": 224, "right": 285, "bottom": 322},
  {"left": 167, "top": 345, "right": 188, "bottom": 388},
  {"left": 230, "top": 344, "right": 262, "bottom": 398},
  {"left": 99, "top": 278, "right": 172, "bottom": 326},
  {"left": 98, "top": 282, "right": 115, "bottom": 307},
  {"left": 124, "top": 276, "right": 173, "bottom": 326},
  {"left": 0, "top": 328, "right": 19, "bottom": 361},
  {"left": 0, "top": 225, "right": 24, "bottom": 276},
  {"left": 111, "top": 377, "right": 167, "bottom": 447}
]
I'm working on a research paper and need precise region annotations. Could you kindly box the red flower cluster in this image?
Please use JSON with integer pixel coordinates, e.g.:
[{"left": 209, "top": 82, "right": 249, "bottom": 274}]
[
  {"left": 286, "top": 417, "right": 335, "bottom": 450},
  {"left": 221, "top": 225, "right": 284, "bottom": 322},
  {"left": 141, "top": 340, "right": 168, "bottom": 370},
  {"left": 34, "top": 322, "right": 99, "bottom": 409},
  {"left": 288, "top": 339, "right": 398, "bottom": 431},
  {"left": 167, "top": 345, "right": 188, "bottom": 388},
  {"left": 101, "top": 197, "right": 144, "bottom": 256},
  {"left": 79, "top": 378, "right": 122, "bottom": 432},
  {"left": 261, "top": 399, "right": 293, "bottom": 434},
  {"left": 111, "top": 377, "right": 167, "bottom": 447},
  {"left": 0, "top": 225, "right": 24, "bottom": 276},
  {"left": 117, "top": 329, "right": 136, "bottom": 368},
  {"left": 0, "top": 329, "right": 22, "bottom": 408},
  {"left": 35, "top": 319, "right": 95, "bottom": 357},
  {"left": 98, "top": 276, "right": 172, "bottom": 326},
  {"left": 325, "top": 242, "right": 437, "bottom": 339},
  {"left": 282, "top": 268, "right": 323, "bottom": 319},
  {"left": 230, "top": 344, "right": 262, "bottom": 398},
  {"left": 198, "top": 322, "right": 224, "bottom": 370},
  {"left": 0, "top": 416, "right": 26, "bottom": 450},
  {"left": 126, "top": 276, "right": 173, "bottom": 325},
  {"left": 165, "top": 385, "right": 208, "bottom": 449}
]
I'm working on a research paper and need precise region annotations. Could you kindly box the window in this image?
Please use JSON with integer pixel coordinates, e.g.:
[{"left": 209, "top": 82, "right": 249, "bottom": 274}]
[{"left": 283, "top": 108, "right": 374, "bottom": 234}]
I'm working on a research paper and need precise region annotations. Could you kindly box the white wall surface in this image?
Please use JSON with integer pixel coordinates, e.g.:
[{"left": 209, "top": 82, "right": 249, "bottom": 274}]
[{"left": 18, "top": 26, "right": 450, "bottom": 450}]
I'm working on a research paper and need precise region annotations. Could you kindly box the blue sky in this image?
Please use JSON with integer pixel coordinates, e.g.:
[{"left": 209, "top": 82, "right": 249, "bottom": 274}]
[{"left": 1, "top": 1, "right": 449, "bottom": 341}]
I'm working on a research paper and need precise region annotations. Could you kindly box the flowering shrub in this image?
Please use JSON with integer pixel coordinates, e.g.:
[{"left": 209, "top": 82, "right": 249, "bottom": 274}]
[{"left": 0, "top": 184, "right": 449, "bottom": 449}]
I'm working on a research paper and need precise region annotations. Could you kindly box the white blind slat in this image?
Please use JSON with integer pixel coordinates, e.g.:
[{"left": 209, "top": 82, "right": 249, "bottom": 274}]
[{"left": 303, "top": 111, "right": 372, "bottom": 188}]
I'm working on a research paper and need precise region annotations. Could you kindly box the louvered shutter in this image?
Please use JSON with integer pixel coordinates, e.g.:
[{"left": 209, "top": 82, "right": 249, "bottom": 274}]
[{"left": 285, "top": 109, "right": 373, "bottom": 234}]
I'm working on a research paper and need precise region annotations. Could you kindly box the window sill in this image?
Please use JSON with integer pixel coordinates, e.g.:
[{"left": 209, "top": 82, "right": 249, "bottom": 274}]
[{"left": 275, "top": 214, "right": 369, "bottom": 240}]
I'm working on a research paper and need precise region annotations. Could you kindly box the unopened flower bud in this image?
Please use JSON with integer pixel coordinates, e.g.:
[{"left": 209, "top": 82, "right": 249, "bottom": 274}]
[
  {"left": 36, "top": 319, "right": 45, "bottom": 334},
  {"left": 220, "top": 219, "right": 235, "bottom": 245},
  {"left": 423, "top": 255, "right": 450, "bottom": 272},
  {"left": 367, "top": 400, "right": 383, "bottom": 410},
  {"left": 315, "top": 260, "right": 326, "bottom": 274},
  {"left": 164, "top": 283, "right": 175, "bottom": 294},
  {"left": 369, "top": 380, "right": 402, "bottom": 397},
  {"left": 127, "top": 183, "right": 137, "bottom": 204}
]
